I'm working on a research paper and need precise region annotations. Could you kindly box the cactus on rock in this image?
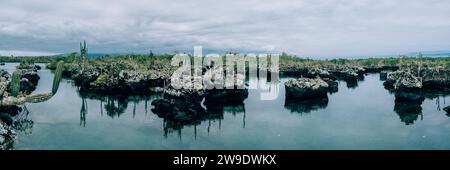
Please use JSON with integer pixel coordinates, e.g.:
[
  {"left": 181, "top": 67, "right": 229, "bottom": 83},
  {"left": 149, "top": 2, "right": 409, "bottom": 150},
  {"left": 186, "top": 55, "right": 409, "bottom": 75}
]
[
  {"left": 80, "top": 40, "right": 88, "bottom": 71},
  {"left": 0, "top": 61, "right": 65, "bottom": 106},
  {"left": 52, "top": 61, "right": 64, "bottom": 94},
  {"left": 10, "top": 71, "right": 20, "bottom": 97}
]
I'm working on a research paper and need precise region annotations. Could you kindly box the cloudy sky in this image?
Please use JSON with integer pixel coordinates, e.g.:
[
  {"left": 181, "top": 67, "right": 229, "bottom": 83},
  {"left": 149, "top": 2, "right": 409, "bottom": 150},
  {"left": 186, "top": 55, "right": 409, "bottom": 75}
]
[{"left": 0, "top": 0, "right": 449, "bottom": 57}]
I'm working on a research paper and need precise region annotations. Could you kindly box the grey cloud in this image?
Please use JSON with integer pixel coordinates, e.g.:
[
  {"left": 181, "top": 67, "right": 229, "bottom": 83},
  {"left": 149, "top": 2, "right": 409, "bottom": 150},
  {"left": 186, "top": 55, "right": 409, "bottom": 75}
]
[{"left": 0, "top": 0, "right": 449, "bottom": 57}]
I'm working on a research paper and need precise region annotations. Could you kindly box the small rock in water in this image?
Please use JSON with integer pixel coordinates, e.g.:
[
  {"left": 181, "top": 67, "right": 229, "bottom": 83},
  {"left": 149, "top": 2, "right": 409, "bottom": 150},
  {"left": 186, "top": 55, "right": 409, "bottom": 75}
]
[{"left": 443, "top": 106, "right": 450, "bottom": 114}]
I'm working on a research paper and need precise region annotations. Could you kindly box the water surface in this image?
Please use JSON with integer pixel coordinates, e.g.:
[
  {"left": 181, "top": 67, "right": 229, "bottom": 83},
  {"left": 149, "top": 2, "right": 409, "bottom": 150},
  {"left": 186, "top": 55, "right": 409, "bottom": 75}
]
[{"left": 3, "top": 63, "right": 450, "bottom": 150}]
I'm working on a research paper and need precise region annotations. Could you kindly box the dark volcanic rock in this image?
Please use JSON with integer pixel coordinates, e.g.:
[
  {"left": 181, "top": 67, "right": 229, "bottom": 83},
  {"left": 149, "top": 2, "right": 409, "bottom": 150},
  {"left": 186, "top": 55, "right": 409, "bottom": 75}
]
[
  {"left": 444, "top": 106, "right": 450, "bottom": 113},
  {"left": 205, "top": 103, "right": 245, "bottom": 115},
  {"left": 346, "top": 79, "right": 358, "bottom": 89},
  {"left": 363, "top": 66, "right": 399, "bottom": 73},
  {"left": 443, "top": 106, "right": 450, "bottom": 117},
  {"left": 0, "top": 113, "right": 13, "bottom": 126},
  {"left": 21, "top": 71, "right": 40, "bottom": 85},
  {"left": 306, "top": 68, "right": 335, "bottom": 80},
  {"left": 74, "top": 69, "right": 100, "bottom": 87},
  {"left": 204, "top": 89, "right": 249, "bottom": 105},
  {"left": 0, "top": 105, "right": 22, "bottom": 117},
  {"left": 61, "top": 67, "right": 79, "bottom": 78},
  {"left": 0, "top": 122, "right": 16, "bottom": 150},
  {"left": 330, "top": 71, "right": 359, "bottom": 82},
  {"left": 280, "top": 68, "right": 308, "bottom": 77},
  {"left": 384, "top": 68, "right": 450, "bottom": 92},
  {"left": 386, "top": 71, "right": 422, "bottom": 90},
  {"left": 362, "top": 66, "right": 383, "bottom": 73},
  {"left": 422, "top": 80, "right": 450, "bottom": 91},
  {"left": 16, "top": 69, "right": 41, "bottom": 94},
  {"left": 20, "top": 78, "right": 37, "bottom": 93},
  {"left": 323, "top": 78, "right": 338, "bottom": 93},
  {"left": 383, "top": 79, "right": 395, "bottom": 90},
  {"left": 74, "top": 68, "right": 166, "bottom": 95},
  {"left": 0, "top": 70, "right": 10, "bottom": 79},
  {"left": 380, "top": 71, "right": 388, "bottom": 81},
  {"left": 285, "top": 77, "right": 329, "bottom": 100}
]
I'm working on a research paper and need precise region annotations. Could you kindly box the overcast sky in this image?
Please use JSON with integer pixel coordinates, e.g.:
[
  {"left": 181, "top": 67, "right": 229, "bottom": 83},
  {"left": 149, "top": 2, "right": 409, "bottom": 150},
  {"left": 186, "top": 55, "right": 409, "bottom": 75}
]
[{"left": 0, "top": 0, "right": 449, "bottom": 57}]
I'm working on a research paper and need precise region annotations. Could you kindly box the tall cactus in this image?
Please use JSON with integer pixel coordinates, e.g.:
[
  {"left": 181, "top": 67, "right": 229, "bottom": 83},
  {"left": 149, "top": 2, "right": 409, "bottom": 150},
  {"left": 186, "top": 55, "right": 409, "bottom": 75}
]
[
  {"left": 80, "top": 40, "right": 88, "bottom": 71},
  {"left": 10, "top": 71, "right": 21, "bottom": 97},
  {"left": 52, "top": 61, "right": 64, "bottom": 94}
]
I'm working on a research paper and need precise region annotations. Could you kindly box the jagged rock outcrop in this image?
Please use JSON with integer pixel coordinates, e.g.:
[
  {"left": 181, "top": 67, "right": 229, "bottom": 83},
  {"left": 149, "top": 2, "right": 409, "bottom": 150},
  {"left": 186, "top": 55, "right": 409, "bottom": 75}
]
[
  {"left": 323, "top": 78, "right": 338, "bottom": 93},
  {"left": 0, "top": 70, "right": 9, "bottom": 79},
  {"left": 13, "top": 63, "right": 41, "bottom": 93},
  {"left": 0, "top": 105, "right": 22, "bottom": 117},
  {"left": 0, "top": 62, "right": 63, "bottom": 150},
  {"left": 163, "top": 66, "right": 248, "bottom": 99},
  {"left": 73, "top": 69, "right": 100, "bottom": 88},
  {"left": 385, "top": 70, "right": 426, "bottom": 125},
  {"left": 327, "top": 65, "right": 365, "bottom": 82},
  {"left": 285, "top": 77, "right": 329, "bottom": 99},
  {"left": 420, "top": 67, "right": 450, "bottom": 90},
  {"left": 20, "top": 69, "right": 40, "bottom": 86},
  {"left": 0, "top": 113, "right": 13, "bottom": 126},
  {"left": 384, "top": 67, "right": 450, "bottom": 91},
  {"left": 151, "top": 66, "right": 249, "bottom": 132},
  {"left": 1, "top": 68, "right": 40, "bottom": 94},
  {"left": 71, "top": 66, "right": 167, "bottom": 94},
  {"left": 0, "top": 122, "right": 16, "bottom": 150},
  {"left": 307, "top": 67, "right": 335, "bottom": 80},
  {"left": 163, "top": 68, "right": 205, "bottom": 99},
  {"left": 384, "top": 71, "right": 422, "bottom": 90},
  {"left": 280, "top": 66, "right": 308, "bottom": 76}
]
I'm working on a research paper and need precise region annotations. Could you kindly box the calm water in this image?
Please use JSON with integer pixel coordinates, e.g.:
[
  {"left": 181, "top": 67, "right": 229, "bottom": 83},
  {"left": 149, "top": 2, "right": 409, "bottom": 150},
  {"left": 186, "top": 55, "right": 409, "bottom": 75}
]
[{"left": 3, "top": 63, "right": 450, "bottom": 150}]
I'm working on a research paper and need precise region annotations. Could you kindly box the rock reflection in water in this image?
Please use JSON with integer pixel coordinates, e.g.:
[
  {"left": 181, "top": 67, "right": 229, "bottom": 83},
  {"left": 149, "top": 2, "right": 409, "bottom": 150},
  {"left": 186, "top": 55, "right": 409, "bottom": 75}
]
[
  {"left": 392, "top": 90, "right": 425, "bottom": 125},
  {"left": 77, "top": 91, "right": 162, "bottom": 126},
  {"left": 152, "top": 98, "right": 247, "bottom": 138},
  {"left": 151, "top": 88, "right": 248, "bottom": 138},
  {"left": 391, "top": 90, "right": 450, "bottom": 125},
  {"left": 346, "top": 80, "right": 358, "bottom": 89},
  {"left": 77, "top": 88, "right": 249, "bottom": 139},
  {"left": 284, "top": 97, "right": 328, "bottom": 114},
  {"left": 1, "top": 105, "right": 34, "bottom": 149},
  {"left": 393, "top": 101, "right": 423, "bottom": 125},
  {"left": 12, "top": 105, "right": 34, "bottom": 135}
]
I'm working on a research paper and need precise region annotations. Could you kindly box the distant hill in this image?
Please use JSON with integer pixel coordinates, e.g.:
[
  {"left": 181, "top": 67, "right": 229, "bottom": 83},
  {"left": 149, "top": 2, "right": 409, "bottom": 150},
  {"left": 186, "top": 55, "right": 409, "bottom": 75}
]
[
  {"left": 406, "top": 50, "right": 450, "bottom": 57},
  {"left": 51, "top": 53, "right": 121, "bottom": 58},
  {"left": 45, "top": 50, "right": 450, "bottom": 59}
]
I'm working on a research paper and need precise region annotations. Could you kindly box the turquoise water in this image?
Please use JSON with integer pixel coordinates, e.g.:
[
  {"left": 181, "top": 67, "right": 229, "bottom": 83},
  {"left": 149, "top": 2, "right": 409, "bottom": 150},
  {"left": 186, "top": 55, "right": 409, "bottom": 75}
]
[{"left": 3, "top": 63, "right": 450, "bottom": 150}]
